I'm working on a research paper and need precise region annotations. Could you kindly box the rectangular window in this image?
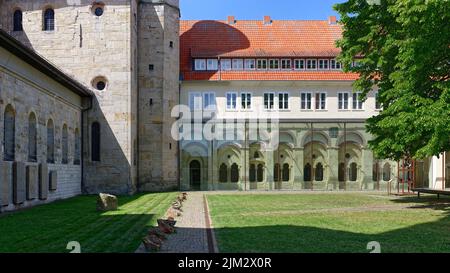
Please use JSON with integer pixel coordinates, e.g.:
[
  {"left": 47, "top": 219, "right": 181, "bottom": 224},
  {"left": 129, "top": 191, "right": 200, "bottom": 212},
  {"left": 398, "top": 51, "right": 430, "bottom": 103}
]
[
  {"left": 318, "top": 59, "right": 329, "bottom": 70},
  {"left": 330, "top": 59, "right": 342, "bottom": 70},
  {"left": 375, "top": 92, "right": 381, "bottom": 110},
  {"left": 301, "top": 92, "right": 312, "bottom": 110},
  {"left": 207, "top": 59, "right": 218, "bottom": 70},
  {"left": 306, "top": 59, "right": 317, "bottom": 70},
  {"left": 257, "top": 59, "right": 268, "bottom": 70},
  {"left": 221, "top": 59, "right": 232, "bottom": 70},
  {"left": 269, "top": 59, "right": 279, "bottom": 70},
  {"left": 241, "top": 92, "right": 252, "bottom": 109},
  {"left": 352, "top": 92, "right": 364, "bottom": 110},
  {"left": 232, "top": 59, "right": 244, "bottom": 70},
  {"left": 189, "top": 92, "right": 202, "bottom": 110},
  {"left": 203, "top": 92, "right": 216, "bottom": 110},
  {"left": 338, "top": 92, "right": 349, "bottom": 110},
  {"left": 315, "top": 92, "right": 327, "bottom": 110},
  {"left": 264, "top": 93, "right": 275, "bottom": 110},
  {"left": 281, "top": 59, "right": 292, "bottom": 70},
  {"left": 194, "top": 59, "right": 206, "bottom": 71},
  {"left": 294, "top": 59, "right": 305, "bottom": 70},
  {"left": 226, "top": 92, "right": 237, "bottom": 110},
  {"left": 244, "top": 59, "right": 256, "bottom": 70},
  {"left": 278, "top": 92, "right": 289, "bottom": 110}
]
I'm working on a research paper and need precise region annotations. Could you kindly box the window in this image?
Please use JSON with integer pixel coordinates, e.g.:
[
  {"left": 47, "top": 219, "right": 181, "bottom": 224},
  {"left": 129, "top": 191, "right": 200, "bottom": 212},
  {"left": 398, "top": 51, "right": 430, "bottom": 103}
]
[
  {"left": 94, "top": 7, "right": 104, "bottom": 17},
  {"left": 349, "top": 162, "right": 358, "bottom": 181},
  {"left": 264, "top": 93, "right": 275, "bottom": 110},
  {"left": 375, "top": 92, "right": 382, "bottom": 110},
  {"left": 3, "top": 105, "right": 15, "bottom": 161},
  {"left": 274, "top": 163, "right": 280, "bottom": 182},
  {"left": 352, "top": 92, "right": 364, "bottom": 110},
  {"left": 301, "top": 92, "right": 312, "bottom": 110},
  {"left": 330, "top": 59, "right": 342, "bottom": 70},
  {"left": 269, "top": 59, "right": 279, "bottom": 70},
  {"left": 281, "top": 59, "right": 291, "bottom": 70},
  {"left": 304, "top": 163, "right": 312, "bottom": 182},
  {"left": 318, "top": 59, "right": 329, "bottom": 70},
  {"left": 306, "top": 59, "right": 317, "bottom": 70},
  {"left": 62, "top": 124, "right": 68, "bottom": 164},
  {"left": 282, "top": 163, "right": 290, "bottom": 182},
  {"left": 315, "top": 163, "right": 324, "bottom": 181},
  {"left": 257, "top": 164, "right": 264, "bottom": 182},
  {"left": 91, "top": 122, "right": 101, "bottom": 162},
  {"left": 294, "top": 59, "right": 305, "bottom": 70},
  {"left": 338, "top": 163, "right": 345, "bottom": 182},
  {"left": 244, "top": 59, "right": 256, "bottom": 70},
  {"left": 338, "top": 92, "right": 349, "bottom": 110},
  {"left": 278, "top": 92, "right": 289, "bottom": 110},
  {"left": 249, "top": 164, "right": 256, "bottom": 182},
  {"left": 189, "top": 92, "right": 202, "bottom": 111},
  {"left": 226, "top": 92, "right": 237, "bottom": 110},
  {"left": 74, "top": 129, "right": 81, "bottom": 165},
  {"left": 221, "top": 59, "right": 231, "bottom": 71},
  {"left": 241, "top": 92, "right": 252, "bottom": 109},
  {"left": 206, "top": 59, "right": 218, "bottom": 70},
  {"left": 13, "top": 10, "right": 23, "bottom": 31},
  {"left": 232, "top": 59, "right": 243, "bottom": 70},
  {"left": 219, "top": 163, "right": 228, "bottom": 182},
  {"left": 315, "top": 92, "right": 327, "bottom": 110},
  {"left": 92, "top": 76, "right": 108, "bottom": 91},
  {"left": 230, "top": 163, "right": 239, "bottom": 183},
  {"left": 383, "top": 163, "right": 391, "bottom": 181},
  {"left": 203, "top": 92, "right": 216, "bottom": 110},
  {"left": 47, "top": 119, "right": 54, "bottom": 163},
  {"left": 43, "top": 8, "right": 55, "bottom": 31},
  {"left": 194, "top": 59, "right": 206, "bottom": 70},
  {"left": 28, "top": 113, "right": 37, "bottom": 162},
  {"left": 257, "top": 59, "right": 267, "bottom": 70}
]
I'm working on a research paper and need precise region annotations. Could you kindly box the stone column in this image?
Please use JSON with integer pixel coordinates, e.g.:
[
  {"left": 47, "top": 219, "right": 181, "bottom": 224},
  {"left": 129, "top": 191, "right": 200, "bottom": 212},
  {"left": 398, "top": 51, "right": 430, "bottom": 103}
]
[
  {"left": 241, "top": 147, "right": 250, "bottom": 191},
  {"left": 328, "top": 147, "right": 339, "bottom": 190},
  {"left": 266, "top": 150, "right": 274, "bottom": 190},
  {"left": 293, "top": 148, "right": 304, "bottom": 190},
  {"left": 361, "top": 148, "right": 374, "bottom": 190}
]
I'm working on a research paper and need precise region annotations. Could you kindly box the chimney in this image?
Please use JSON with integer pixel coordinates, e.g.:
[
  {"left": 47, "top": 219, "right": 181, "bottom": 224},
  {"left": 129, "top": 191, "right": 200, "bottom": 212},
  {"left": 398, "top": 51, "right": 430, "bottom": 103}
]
[
  {"left": 227, "top": 16, "right": 236, "bottom": 25},
  {"left": 263, "top": 15, "right": 272, "bottom": 25},
  {"left": 328, "top": 16, "right": 337, "bottom": 25}
]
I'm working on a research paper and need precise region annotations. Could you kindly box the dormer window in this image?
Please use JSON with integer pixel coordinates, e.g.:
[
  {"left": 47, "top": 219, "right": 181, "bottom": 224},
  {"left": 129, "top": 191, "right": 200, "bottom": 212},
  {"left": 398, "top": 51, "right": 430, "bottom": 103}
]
[
  {"left": 281, "top": 59, "right": 291, "bottom": 70},
  {"left": 269, "top": 59, "right": 279, "bottom": 70},
  {"left": 232, "top": 59, "right": 243, "bottom": 70},
  {"left": 294, "top": 59, "right": 305, "bottom": 70},
  {"left": 194, "top": 59, "right": 206, "bottom": 70},
  {"left": 318, "top": 59, "right": 329, "bottom": 70},
  {"left": 207, "top": 59, "right": 218, "bottom": 70},
  {"left": 221, "top": 59, "right": 232, "bottom": 70},
  {"left": 330, "top": 59, "right": 342, "bottom": 70},
  {"left": 257, "top": 59, "right": 267, "bottom": 70},
  {"left": 244, "top": 59, "right": 256, "bottom": 70},
  {"left": 306, "top": 59, "right": 317, "bottom": 70}
]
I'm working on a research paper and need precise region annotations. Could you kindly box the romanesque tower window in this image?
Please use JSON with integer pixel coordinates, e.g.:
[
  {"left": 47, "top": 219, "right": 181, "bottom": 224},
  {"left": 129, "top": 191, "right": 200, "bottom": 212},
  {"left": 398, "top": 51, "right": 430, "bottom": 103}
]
[
  {"left": 13, "top": 9, "right": 23, "bottom": 32},
  {"left": 43, "top": 8, "right": 55, "bottom": 31},
  {"left": 28, "top": 112, "right": 37, "bottom": 162},
  {"left": 3, "top": 105, "right": 15, "bottom": 161},
  {"left": 47, "top": 119, "right": 55, "bottom": 163},
  {"left": 74, "top": 128, "right": 80, "bottom": 165},
  {"left": 91, "top": 122, "right": 101, "bottom": 162},
  {"left": 62, "top": 124, "right": 68, "bottom": 164}
]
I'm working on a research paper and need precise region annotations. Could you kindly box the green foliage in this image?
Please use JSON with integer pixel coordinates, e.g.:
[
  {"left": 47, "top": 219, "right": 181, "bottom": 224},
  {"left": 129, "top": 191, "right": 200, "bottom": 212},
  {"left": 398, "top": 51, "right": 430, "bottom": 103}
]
[{"left": 334, "top": 0, "right": 450, "bottom": 160}]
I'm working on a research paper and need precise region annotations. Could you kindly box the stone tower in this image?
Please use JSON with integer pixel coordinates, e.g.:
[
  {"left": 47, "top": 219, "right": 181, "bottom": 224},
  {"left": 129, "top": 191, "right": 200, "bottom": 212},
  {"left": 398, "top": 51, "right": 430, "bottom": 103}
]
[
  {"left": 137, "top": 0, "right": 180, "bottom": 191},
  {"left": 0, "top": 0, "right": 180, "bottom": 194}
]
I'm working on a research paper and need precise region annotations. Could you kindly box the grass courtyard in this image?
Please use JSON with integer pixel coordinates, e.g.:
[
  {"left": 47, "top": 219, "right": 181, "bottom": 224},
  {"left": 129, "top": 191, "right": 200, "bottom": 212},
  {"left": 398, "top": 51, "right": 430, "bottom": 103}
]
[
  {"left": 207, "top": 193, "right": 450, "bottom": 253},
  {"left": 0, "top": 192, "right": 177, "bottom": 253}
]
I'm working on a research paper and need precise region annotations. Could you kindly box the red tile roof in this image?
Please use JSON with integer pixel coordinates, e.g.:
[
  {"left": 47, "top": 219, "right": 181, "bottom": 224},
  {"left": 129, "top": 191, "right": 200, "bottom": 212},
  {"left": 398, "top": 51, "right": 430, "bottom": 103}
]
[{"left": 180, "top": 19, "right": 359, "bottom": 81}]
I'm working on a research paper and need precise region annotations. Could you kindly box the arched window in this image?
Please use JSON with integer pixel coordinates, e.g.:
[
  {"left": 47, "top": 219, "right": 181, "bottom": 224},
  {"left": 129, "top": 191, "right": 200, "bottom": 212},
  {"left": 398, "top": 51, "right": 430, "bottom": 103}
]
[
  {"left": 91, "top": 122, "right": 101, "bottom": 162},
  {"left": 74, "top": 128, "right": 80, "bottom": 165},
  {"left": 43, "top": 8, "right": 54, "bottom": 31},
  {"left": 47, "top": 119, "right": 54, "bottom": 163},
  {"left": 230, "top": 163, "right": 239, "bottom": 183},
  {"left": 303, "top": 163, "right": 312, "bottom": 182},
  {"left": 372, "top": 163, "right": 379, "bottom": 181},
  {"left": 219, "top": 163, "right": 227, "bottom": 183},
  {"left": 257, "top": 164, "right": 264, "bottom": 182},
  {"left": 315, "top": 163, "right": 324, "bottom": 181},
  {"left": 338, "top": 162, "right": 345, "bottom": 182},
  {"left": 274, "top": 163, "right": 280, "bottom": 182},
  {"left": 13, "top": 10, "right": 23, "bottom": 31},
  {"left": 62, "top": 124, "right": 68, "bottom": 164},
  {"left": 349, "top": 162, "right": 358, "bottom": 181},
  {"left": 383, "top": 163, "right": 391, "bottom": 181},
  {"left": 282, "top": 163, "right": 290, "bottom": 182},
  {"left": 28, "top": 113, "right": 37, "bottom": 162},
  {"left": 3, "top": 105, "right": 15, "bottom": 161},
  {"left": 253, "top": 151, "right": 260, "bottom": 159},
  {"left": 249, "top": 164, "right": 256, "bottom": 182}
]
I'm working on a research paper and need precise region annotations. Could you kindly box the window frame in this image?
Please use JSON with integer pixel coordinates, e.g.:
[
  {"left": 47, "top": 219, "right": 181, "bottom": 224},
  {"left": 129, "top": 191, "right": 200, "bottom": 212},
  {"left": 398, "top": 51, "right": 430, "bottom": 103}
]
[
  {"left": 244, "top": 59, "right": 256, "bottom": 70},
  {"left": 203, "top": 92, "right": 216, "bottom": 110},
  {"left": 300, "top": 92, "right": 313, "bottom": 110},
  {"left": 330, "top": 59, "right": 342, "bottom": 70},
  {"left": 315, "top": 92, "right": 327, "bottom": 110},
  {"left": 352, "top": 92, "right": 364, "bottom": 110},
  {"left": 318, "top": 59, "right": 330, "bottom": 70},
  {"left": 338, "top": 92, "right": 350, "bottom": 110},
  {"left": 206, "top": 59, "right": 218, "bottom": 71},
  {"left": 194, "top": 59, "right": 206, "bottom": 71},
  {"left": 294, "top": 59, "right": 305, "bottom": 70},
  {"left": 189, "top": 92, "right": 202, "bottom": 111},
  {"left": 306, "top": 59, "right": 317, "bottom": 70},
  {"left": 226, "top": 92, "right": 238, "bottom": 110},
  {"left": 278, "top": 92, "right": 290, "bottom": 110},
  {"left": 241, "top": 92, "right": 252, "bottom": 110},
  {"left": 256, "top": 59, "right": 268, "bottom": 70},
  {"left": 263, "top": 92, "right": 275, "bottom": 110},
  {"left": 281, "top": 59, "right": 292, "bottom": 70},
  {"left": 268, "top": 59, "right": 280, "bottom": 70},
  {"left": 220, "top": 59, "right": 232, "bottom": 71},
  {"left": 232, "top": 59, "right": 244, "bottom": 70},
  {"left": 43, "top": 8, "right": 55, "bottom": 32}
]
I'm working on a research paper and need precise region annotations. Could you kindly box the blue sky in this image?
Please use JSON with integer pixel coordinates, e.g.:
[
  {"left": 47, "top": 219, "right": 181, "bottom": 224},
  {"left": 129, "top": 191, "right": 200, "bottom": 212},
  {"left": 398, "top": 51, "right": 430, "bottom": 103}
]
[{"left": 180, "top": 0, "right": 347, "bottom": 21}]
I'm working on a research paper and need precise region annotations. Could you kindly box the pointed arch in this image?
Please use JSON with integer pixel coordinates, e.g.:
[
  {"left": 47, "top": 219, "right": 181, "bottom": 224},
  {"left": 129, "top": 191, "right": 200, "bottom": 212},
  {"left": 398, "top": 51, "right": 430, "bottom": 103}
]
[{"left": 3, "top": 105, "right": 15, "bottom": 161}]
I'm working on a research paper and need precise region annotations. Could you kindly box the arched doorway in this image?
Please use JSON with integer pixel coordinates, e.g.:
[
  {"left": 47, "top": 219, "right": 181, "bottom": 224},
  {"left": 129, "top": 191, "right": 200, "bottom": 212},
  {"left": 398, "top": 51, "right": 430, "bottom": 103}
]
[{"left": 190, "top": 160, "right": 201, "bottom": 190}]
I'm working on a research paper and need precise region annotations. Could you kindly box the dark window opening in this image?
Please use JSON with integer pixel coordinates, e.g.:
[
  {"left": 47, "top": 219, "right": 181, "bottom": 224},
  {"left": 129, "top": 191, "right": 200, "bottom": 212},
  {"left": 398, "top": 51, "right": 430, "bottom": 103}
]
[
  {"left": 13, "top": 10, "right": 23, "bottom": 31},
  {"left": 219, "top": 163, "right": 227, "bottom": 182},
  {"left": 47, "top": 119, "right": 55, "bottom": 163},
  {"left": 4, "top": 105, "right": 15, "bottom": 161},
  {"left": 91, "top": 122, "right": 101, "bottom": 162},
  {"left": 96, "top": 81, "right": 106, "bottom": 91},
  {"left": 95, "top": 7, "right": 104, "bottom": 17},
  {"left": 43, "top": 8, "right": 55, "bottom": 31},
  {"left": 28, "top": 113, "right": 37, "bottom": 162}
]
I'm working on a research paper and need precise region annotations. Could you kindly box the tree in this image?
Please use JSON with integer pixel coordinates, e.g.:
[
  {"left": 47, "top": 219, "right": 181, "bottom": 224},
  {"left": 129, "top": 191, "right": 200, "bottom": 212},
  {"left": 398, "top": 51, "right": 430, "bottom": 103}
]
[{"left": 334, "top": 0, "right": 450, "bottom": 160}]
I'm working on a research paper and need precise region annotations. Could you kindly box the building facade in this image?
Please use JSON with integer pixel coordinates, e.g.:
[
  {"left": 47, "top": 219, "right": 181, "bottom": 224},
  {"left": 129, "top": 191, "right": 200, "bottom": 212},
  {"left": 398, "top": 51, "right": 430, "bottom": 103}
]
[{"left": 178, "top": 16, "right": 449, "bottom": 192}]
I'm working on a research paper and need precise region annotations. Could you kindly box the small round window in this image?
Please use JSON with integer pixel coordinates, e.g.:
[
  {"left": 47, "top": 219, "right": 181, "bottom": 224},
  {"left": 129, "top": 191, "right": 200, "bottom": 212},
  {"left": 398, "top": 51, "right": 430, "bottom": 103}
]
[
  {"left": 94, "top": 7, "right": 104, "bottom": 16},
  {"left": 92, "top": 76, "right": 108, "bottom": 91}
]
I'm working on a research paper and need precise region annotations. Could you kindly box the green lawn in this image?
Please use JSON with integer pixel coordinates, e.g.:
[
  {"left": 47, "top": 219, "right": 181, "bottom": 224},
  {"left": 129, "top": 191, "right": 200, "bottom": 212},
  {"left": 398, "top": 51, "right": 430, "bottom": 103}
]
[
  {"left": 207, "top": 193, "right": 450, "bottom": 253},
  {"left": 0, "top": 192, "right": 177, "bottom": 253}
]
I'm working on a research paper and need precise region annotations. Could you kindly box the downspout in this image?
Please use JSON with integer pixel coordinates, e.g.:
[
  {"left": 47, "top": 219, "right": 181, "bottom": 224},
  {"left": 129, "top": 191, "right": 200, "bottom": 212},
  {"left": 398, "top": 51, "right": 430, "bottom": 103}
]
[{"left": 81, "top": 97, "right": 93, "bottom": 193}]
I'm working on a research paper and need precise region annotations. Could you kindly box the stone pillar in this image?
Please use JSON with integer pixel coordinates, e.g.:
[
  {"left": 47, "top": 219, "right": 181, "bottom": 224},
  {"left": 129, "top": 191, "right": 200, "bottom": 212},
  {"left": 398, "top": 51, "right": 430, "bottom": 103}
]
[
  {"left": 13, "top": 162, "right": 26, "bottom": 205},
  {"left": 361, "top": 148, "right": 374, "bottom": 190},
  {"left": 328, "top": 147, "right": 339, "bottom": 190},
  {"left": 293, "top": 148, "right": 304, "bottom": 190},
  {"left": 39, "top": 163, "right": 48, "bottom": 200},
  {"left": 241, "top": 147, "right": 250, "bottom": 191},
  {"left": 266, "top": 150, "right": 274, "bottom": 190},
  {"left": 0, "top": 161, "right": 11, "bottom": 206},
  {"left": 26, "top": 165, "right": 38, "bottom": 200}
]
